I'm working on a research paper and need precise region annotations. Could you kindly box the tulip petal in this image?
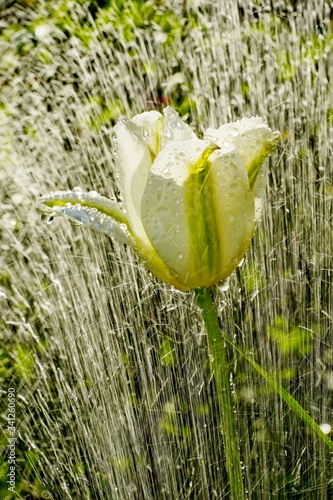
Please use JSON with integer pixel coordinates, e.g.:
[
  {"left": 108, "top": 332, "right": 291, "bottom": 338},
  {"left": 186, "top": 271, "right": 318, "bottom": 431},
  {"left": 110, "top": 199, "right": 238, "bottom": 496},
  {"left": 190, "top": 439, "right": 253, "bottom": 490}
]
[
  {"left": 141, "top": 138, "right": 253, "bottom": 289},
  {"left": 205, "top": 118, "right": 279, "bottom": 182},
  {"left": 38, "top": 190, "right": 134, "bottom": 245},
  {"left": 161, "top": 107, "right": 197, "bottom": 148},
  {"left": 207, "top": 147, "right": 255, "bottom": 276},
  {"left": 38, "top": 190, "right": 189, "bottom": 291},
  {"left": 114, "top": 117, "right": 154, "bottom": 245},
  {"left": 205, "top": 117, "right": 279, "bottom": 222},
  {"left": 132, "top": 110, "right": 163, "bottom": 157},
  {"left": 114, "top": 117, "right": 196, "bottom": 290},
  {"left": 141, "top": 138, "right": 210, "bottom": 289},
  {"left": 38, "top": 190, "right": 128, "bottom": 223}
]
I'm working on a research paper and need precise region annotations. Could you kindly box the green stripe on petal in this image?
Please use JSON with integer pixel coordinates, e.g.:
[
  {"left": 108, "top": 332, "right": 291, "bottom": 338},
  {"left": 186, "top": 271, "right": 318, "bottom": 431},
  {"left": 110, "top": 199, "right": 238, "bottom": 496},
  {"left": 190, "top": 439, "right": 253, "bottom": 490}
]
[
  {"left": 204, "top": 118, "right": 279, "bottom": 224},
  {"left": 204, "top": 117, "right": 280, "bottom": 188},
  {"left": 246, "top": 135, "right": 279, "bottom": 190},
  {"left": 185, "top": 144, "right": 221, "bottom": 286},
  {"left": 184, "top": 145, "right": 255, "bottom": 287},
  {"left": 141, "top": 138, "right": 220, "bottom": 289}
]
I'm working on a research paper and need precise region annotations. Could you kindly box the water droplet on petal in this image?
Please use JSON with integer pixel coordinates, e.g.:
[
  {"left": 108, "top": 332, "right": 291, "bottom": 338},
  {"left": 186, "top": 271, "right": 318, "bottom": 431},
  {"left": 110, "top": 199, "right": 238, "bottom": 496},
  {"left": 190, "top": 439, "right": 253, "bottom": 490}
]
[
  {"left": 164, "top": 128, "right": 173, "bottom": 139},
  {"left": 177, "top": 253, "right": 184, "bottom": 260},
  {"left": 71, "top": 220, "right": 83, "bottom": 227},
  {"left": 157, "top": 207, "right": 168, "bottom": 216}
]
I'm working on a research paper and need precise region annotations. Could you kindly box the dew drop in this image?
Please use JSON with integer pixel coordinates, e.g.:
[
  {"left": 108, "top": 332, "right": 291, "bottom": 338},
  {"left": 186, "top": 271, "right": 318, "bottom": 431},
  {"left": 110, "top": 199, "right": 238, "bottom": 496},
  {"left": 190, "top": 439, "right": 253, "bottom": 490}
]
[
  {"left": 177, "top": 253, "right": 184, "bottom": 259},
  {"left": 229, "top": 128, "right": 239, "bottom": 137},
  {"left": 73, "top": 186, "right": 83, "bottom": 192},
  {"left": 164, "top": 128, "right": 173, "bottom": 139},
  {"left": 157, "top": 207, "right": 168, "bottom": 215},
  {"left": 71, "top": 220, "right": 83, "bottom": 227}
]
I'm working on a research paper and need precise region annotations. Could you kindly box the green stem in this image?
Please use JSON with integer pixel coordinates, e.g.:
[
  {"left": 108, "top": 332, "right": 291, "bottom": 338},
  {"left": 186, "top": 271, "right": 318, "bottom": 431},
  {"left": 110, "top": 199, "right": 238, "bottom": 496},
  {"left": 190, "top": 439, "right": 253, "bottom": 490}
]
[{"left": 195, "top": 288, "right": 245, "bottom": 500}]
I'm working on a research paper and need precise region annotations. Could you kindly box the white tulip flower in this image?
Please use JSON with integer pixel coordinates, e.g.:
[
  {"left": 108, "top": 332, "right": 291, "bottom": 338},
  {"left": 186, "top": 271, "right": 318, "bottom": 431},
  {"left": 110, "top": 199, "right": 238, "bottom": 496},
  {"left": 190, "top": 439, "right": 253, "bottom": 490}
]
[{"left": 38, "top": 107, "right": 279, "bottom": 291}]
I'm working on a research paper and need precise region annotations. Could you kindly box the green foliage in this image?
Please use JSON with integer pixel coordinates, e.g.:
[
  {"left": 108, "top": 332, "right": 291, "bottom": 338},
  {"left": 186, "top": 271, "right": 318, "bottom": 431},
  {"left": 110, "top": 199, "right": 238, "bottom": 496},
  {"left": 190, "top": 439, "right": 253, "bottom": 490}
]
[
  {"left": 161, "top": 400, "right": 191, "bottom": 438},
  {"left": 159, "top": 337, "right": 175, "bottom": 367},
  {"left": 267, "top": 316, "right": 313, "bottom": 356}
]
